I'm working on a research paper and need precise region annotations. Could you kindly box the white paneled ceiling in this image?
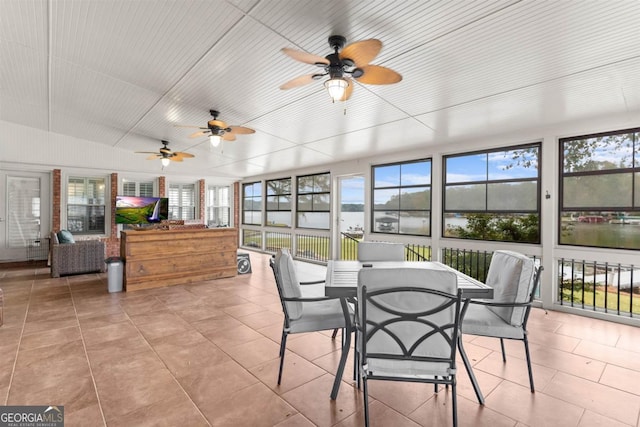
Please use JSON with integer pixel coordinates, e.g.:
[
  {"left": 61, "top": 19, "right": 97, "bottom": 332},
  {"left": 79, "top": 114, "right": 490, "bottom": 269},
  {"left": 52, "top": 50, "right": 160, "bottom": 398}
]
[{"left": 2, "top": 0, "right": 639, "bottom": 179}]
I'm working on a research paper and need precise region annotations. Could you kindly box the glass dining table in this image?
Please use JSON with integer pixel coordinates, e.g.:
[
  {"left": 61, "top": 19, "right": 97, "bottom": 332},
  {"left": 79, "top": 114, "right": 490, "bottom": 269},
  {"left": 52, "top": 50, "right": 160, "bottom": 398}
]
[{"left": 324, "top": 260, "right": 494, "bottom": 400}]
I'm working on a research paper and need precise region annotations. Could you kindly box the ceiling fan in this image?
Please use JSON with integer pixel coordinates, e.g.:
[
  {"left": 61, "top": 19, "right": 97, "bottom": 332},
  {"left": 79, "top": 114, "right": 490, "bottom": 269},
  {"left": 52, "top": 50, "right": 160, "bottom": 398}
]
[
  {"left": 280, "top": 35, "right": 402, "bottom": 102},
  {"left": 179, "top": 110, "right": 255, "bottom": 147},
  {"left": 135, "top": 140, "right": 194, "bottom": 167}
]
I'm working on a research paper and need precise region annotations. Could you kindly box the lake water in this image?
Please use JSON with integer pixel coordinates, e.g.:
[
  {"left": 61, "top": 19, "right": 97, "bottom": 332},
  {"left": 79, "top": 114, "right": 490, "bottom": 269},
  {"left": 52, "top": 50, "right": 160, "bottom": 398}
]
[
  {"left": 339, "top": 211, "right": 365, "bottom": 232},
  {"left": 265, "top": 211, "right": 367, "bottom": 231},
  {"left": 269, "top": 211, "right": 640, "bottom": 248},
  {"left": 562, "top": 222, "right": 640, "bottom": 249}
]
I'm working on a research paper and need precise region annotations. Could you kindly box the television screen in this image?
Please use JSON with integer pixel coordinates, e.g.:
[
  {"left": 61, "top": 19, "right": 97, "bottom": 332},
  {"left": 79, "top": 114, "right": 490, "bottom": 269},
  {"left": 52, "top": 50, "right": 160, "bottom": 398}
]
[{"left": 115, "top": 196, "right": 169, "bottom": 224}]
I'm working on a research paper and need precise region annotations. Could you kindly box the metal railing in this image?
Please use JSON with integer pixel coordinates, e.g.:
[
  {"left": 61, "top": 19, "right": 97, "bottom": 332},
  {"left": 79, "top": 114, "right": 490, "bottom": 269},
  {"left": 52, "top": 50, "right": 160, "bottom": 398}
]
[
  {"left": 440, "top": 247, "right": 540, "bottom": 298},
  {"left": 241, "top": 229, "right": 262, "bottom": 250},
  {"left": 441, "top": 247, "right": 493, "bottom": 282},
  {"left": 242, "top": 226, "right": 639, "bottom": 322},
  {"left": 558, "top": 258, "right": 638, "bottom": 317},
  {"left": 265, "top": 231, "right": 292, "bottom": 253},
  {"left": 405, "top": 243, "right": 431, "bottom": 261},
  {"left": 242, "top": 229, "right": 431, "bottom": 263},
  {"left": 295, "top": 233, "right": 330, "bottom": 262},
  {"left": 340, "top": 232, "right": 360, "bottom": 260},
  {"left": 339, "top": 233, "right": 431, "bottom": 261}
]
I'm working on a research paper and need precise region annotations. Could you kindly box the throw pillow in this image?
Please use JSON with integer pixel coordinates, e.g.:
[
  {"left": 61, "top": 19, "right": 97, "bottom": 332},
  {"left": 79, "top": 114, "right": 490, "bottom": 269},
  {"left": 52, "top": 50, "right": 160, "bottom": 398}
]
[{"left": 57, "top": 230, "right": 75, "bottom": 244}]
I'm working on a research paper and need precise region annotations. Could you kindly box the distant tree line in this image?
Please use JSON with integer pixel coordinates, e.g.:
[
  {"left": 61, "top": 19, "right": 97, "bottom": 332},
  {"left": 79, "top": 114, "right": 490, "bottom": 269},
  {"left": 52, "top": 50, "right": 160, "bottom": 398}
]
[{"left": 341, "top": 203, "right": 364, "bottom": 212}]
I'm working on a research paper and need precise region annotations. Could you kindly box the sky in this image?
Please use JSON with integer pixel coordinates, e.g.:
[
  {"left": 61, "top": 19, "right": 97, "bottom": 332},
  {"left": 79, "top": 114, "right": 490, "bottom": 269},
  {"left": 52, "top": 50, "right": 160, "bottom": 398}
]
[
  {"left": 340, "top": 176, "right": 365, "bottom": 205},
  {"left": 446, "top": 150, "right": 538, "bottom": 183}
]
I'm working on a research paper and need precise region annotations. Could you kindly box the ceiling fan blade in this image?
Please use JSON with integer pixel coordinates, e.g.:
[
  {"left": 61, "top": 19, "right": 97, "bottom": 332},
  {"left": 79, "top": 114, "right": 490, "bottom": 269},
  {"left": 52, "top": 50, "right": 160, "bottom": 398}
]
[
  {"left": 189, "top": 130, "right": 210, "bottom": 138},
  {"left": 146, "top": 154, "right": 161, "bottom": 160},
  {"left": 355, "top": 64, "right": 402, "bottom": 85},
  {"left": 169, "top": 156, "right": 184, "bottom": 162},
  {"left": 281, "top": 48, "right": 330, "bottom": 66},
  {"left": 338, "top": 78, "right": 354, "bottom": 101},
  {"left": 173, "top": 152, "right": 195, "bottom": 159},
  {"left": 340, "top": 39, "right": 382, "bottom": 67},
  {"left": 222, "top": 133, "right": 236, "bottom": 141},
  {"left": 228, "top": 125, "right": 255, "bottom": 135},
  {"left": 280, "top": 73, "right": 318, "bottom": 90}
]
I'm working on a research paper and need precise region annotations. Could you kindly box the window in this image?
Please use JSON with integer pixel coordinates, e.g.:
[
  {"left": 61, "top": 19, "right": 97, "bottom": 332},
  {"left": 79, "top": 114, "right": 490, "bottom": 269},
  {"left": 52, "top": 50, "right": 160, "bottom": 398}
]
[
  {"left": 169, "top": 183, "right": 196, "bottom": 220},
  {"left": 207, "top": 185, "right": 230, "bottom": 227},
  {"left": 67, "top": 176, "right": 106, "bottom": 234},
  {"left": 560, "top": 128, "right": 640, "bottom": 250},
  {"left": 243, "top": 182, "right": 262, "bottom": 225},
  {"left": 372, "top": 159, "right": 431, "bottom": 236},
  {"left": 297, "top": 172, "right": 330, "bottom": 229},
  {"left": 266, "top": 178, "right": 292, "bottom": 227},
  {"left": 443, "top": 143, "right": 540, "bottom": 243},
  {"left": 122, "top": 180, "right": 154, "bottom": 197}
]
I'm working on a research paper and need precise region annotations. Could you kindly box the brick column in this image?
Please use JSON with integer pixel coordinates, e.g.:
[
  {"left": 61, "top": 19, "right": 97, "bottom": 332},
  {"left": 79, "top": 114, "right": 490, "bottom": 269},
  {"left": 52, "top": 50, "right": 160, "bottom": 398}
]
[
  {"left": 158, "top": 176, "right": 166, "bottom": 197},
  {"left": 104, "top": 173, "right": 120, "bottom": 257},
  {"left": 52, "top": 169, "right": 61, "bottom": 232},
  {"left": 199, "top": 179, "right": 205, "bottom": 222},
  {"left": 110, "top": 173, "right": 118, "bottom": 237}
]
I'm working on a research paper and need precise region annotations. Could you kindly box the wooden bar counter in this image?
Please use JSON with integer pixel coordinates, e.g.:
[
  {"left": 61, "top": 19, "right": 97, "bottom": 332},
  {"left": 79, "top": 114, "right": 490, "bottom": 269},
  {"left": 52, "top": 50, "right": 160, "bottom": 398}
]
[{"left": 120, "top": 227, "right": 238, "bottom": 292}]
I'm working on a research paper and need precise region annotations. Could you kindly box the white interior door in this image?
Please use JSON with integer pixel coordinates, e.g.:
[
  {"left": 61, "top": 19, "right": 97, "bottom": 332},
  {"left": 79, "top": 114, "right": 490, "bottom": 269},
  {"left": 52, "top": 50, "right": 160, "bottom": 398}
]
[{"left": 0, "top": 170, "right": 51, "bottom": 262}]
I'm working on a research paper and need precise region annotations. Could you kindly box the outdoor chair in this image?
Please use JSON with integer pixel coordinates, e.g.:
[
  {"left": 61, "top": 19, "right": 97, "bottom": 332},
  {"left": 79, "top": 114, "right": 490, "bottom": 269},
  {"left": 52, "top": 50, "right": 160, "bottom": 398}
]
[
  {"left": 49, "top": 230, "right": 105, "bottom": 278},
  {"left": 357, "top": 241, "right": 405, "bottom": 262},
  {"left": 357, "top": 267, "right": 463, "bottom": 427},
  {"left": 270, "top": 248, "right": 354, "bottom": 385},
  {"left": 458, "top": 250, "right": 543, "bottom": 404}
]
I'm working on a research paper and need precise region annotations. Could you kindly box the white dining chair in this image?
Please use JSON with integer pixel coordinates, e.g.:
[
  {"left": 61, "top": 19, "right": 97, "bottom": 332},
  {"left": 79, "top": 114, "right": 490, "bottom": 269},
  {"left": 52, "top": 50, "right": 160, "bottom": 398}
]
[
  {"left": 270, "top": 248, "right": 354, "bottom": 385},
  {"left": 357, "top": 267, "right": 463, "bottom": 427},
  {"left": 357, "top": 241, "right": 405, "bottom": 261},
  {"left": 458, "top": 250, "right": 543, "bottom": 404}
]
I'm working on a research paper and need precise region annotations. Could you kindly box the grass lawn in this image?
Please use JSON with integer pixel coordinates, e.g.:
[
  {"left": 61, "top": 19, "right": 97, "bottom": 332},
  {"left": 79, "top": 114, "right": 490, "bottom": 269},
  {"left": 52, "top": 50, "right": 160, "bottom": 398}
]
[{"left": 561, "top": 286, "right": 640, "bottom": 315}]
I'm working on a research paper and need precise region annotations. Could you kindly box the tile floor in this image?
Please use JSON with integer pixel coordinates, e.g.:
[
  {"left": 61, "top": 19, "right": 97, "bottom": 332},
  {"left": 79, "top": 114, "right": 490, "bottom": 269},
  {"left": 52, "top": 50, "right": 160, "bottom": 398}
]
[{"left": 1, "top": 252, "right": 639, "bottom": 427}]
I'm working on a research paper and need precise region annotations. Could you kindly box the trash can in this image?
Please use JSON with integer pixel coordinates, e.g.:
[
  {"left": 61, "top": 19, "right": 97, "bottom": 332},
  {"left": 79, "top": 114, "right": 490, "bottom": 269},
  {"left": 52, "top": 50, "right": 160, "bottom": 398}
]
[{"left": 105, "top": 257, "right": 123, "bottom": 293}]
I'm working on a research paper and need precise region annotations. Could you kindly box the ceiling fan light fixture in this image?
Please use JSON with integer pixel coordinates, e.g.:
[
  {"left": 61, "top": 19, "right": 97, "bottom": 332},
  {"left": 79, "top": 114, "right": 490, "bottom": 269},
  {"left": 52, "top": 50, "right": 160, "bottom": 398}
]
[
  {"left": 161, "top": 157, "right": 170, "bottom": 167},
  {"left": 209, "top": 134, "right": 222, "bottom": 147},
  {"left": 324, "top": 77, "right": 349, "bottom": 102}
]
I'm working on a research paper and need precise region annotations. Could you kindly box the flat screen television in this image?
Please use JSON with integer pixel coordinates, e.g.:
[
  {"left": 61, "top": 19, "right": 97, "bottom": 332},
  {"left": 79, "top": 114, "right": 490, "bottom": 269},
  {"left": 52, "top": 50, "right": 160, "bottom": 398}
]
[{"left": 115, "top": 196, "right": 169, "bottom": 224}]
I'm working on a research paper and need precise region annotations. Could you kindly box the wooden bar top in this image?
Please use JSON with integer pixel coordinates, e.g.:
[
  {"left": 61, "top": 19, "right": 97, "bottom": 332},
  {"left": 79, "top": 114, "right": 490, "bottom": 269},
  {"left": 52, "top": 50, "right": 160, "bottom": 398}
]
[{"left": 120, "top": 227, "right": 238, "bottom": 291}]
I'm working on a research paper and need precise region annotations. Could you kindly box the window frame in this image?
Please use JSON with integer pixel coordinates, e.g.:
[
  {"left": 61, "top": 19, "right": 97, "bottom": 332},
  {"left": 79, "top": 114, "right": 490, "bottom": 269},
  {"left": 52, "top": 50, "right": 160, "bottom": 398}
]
[
  {"left": 296, "top": 172, "right": 331, "bottom": 230},
  {"left": 168, "top": 183, "right": 197, "bottom": 220},
  {"left": 442, "top": 142, "right": 542, "bottom": 244},
  {"left": 207, "top": 185, "right": 231, "bottom": 227},
  {"left": 121, "top": 179, "right": 155, "bottom": 197},
  {"left": 371, "top": 158, "right": 432, "bottom": 236},
  {"left": 266, "top": 177, "right": 292, "bottom": 228},
  {"left": 559, "top": 127, "right": 640, "bottom": 250},
  {"left": 242, "top": 181, "right": 263, "bottom": 226},
  {"left": 66, "top": 175, "right": 107, "bottom": 235}
]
